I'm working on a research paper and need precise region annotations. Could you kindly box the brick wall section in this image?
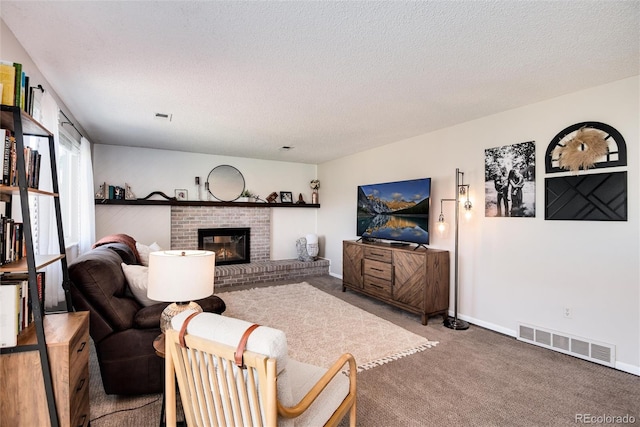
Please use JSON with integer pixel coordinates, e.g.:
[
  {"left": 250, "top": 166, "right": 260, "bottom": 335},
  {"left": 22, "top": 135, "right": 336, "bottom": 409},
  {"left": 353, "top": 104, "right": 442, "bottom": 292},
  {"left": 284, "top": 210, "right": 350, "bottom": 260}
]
[
  {"left": 171, "top": 206, "right": 270, "bottom": 261},
  {"left": 170, "top": 206, "right": 329, "bottom": 288},
  {"left": 214, "top": 259, "right": 330, "bottom": 288}
]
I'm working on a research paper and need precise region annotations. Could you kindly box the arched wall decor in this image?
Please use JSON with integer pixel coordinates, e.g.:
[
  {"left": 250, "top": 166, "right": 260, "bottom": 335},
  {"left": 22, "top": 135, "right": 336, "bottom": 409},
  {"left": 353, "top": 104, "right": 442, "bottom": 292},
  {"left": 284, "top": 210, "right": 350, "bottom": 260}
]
[
  {"left": 545, "top": 121, "right": 627, "bottom": 173},
  {"left": 544, "top": 121, "right": 628, "bottom": 221}
]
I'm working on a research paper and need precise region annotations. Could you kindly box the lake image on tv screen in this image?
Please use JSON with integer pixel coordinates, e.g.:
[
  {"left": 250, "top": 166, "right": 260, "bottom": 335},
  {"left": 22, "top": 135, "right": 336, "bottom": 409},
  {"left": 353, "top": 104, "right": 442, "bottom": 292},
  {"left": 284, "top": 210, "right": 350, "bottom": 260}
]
[{"left": 357, "top": 178, "right": 430, "bottom": 244}]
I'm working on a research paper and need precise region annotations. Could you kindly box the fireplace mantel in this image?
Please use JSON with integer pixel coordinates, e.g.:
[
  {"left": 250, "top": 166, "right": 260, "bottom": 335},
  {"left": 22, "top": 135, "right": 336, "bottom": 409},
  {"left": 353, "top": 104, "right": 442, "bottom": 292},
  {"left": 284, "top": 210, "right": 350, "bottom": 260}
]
[{"left": 95, "top": 199, "right": 320, "bottom": 208}]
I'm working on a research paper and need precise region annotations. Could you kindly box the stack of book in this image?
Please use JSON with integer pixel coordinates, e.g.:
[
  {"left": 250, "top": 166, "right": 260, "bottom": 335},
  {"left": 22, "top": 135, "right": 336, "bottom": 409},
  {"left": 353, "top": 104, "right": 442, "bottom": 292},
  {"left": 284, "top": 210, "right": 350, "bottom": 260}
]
[
  {"left": 0, "top": 216, "right": 26, "bottom": 265},
  {"left": 0, "top": 129, "right": 41, "bottom": 189},
  {"left": 0, "top": 271, "right": 45, "bottom": 348},
  {"left": 1, "top": 60, "right": 38, "bottom": 114}
]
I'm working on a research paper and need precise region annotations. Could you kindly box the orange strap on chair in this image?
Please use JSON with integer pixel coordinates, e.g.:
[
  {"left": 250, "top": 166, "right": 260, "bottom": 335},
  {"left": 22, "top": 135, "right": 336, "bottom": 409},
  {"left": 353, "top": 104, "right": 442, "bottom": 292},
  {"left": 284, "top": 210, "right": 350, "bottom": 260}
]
[
  {"left": 234, "top": 324, "right": 260, "bottom": 368},
  {"left": 178, "top": 312, "right": 202, "bottom": 347}
]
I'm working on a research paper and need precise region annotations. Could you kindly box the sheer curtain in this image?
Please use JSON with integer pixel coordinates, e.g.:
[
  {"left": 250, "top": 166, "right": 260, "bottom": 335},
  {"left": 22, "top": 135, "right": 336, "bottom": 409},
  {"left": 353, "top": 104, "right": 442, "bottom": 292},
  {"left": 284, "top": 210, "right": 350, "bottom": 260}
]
[
  {"left": 78, "top": 136, "right": 95, "bottom": 254},
  {"left": 37, "top": 92, "right": 65, "bottom": 308}
]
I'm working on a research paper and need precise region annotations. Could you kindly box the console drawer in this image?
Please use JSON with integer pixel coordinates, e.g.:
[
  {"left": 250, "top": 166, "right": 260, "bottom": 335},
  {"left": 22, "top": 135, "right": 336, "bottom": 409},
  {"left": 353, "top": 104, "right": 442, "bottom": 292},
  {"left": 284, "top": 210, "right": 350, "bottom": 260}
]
[
  {"left": 363, "top": 259, "right": 392, "bottom": 281},
  {"left": 363, "top": 275, "right": 392, "bottom": 298},
  {"left": 364, "top": 247, "right": 392, "bottom": 263}
]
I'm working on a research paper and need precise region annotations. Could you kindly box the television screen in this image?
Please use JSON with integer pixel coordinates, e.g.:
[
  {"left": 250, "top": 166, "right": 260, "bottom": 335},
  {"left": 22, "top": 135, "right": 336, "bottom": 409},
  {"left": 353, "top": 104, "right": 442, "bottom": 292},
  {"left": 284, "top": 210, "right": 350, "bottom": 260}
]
[{"left": 357, "top": 178, "right": 431, "bottom": 245}]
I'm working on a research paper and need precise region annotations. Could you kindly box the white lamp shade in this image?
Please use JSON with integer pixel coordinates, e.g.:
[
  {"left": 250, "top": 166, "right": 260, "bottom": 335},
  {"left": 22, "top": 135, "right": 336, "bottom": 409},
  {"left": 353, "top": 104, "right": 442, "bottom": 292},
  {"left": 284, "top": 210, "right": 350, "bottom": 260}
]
[{"left": 147, "top": 250, "right": 215, "bottom": 302}]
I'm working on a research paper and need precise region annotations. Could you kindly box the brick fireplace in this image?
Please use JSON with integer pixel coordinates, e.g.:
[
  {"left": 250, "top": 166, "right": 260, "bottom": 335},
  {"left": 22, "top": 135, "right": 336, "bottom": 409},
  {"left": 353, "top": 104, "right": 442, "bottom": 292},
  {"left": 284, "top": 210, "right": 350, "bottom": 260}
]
[
  {"left": 170, "top": 205, "right": 329, "bottom": 288},
  {"left": 171, "top": 206, "right": 270, "bottom": 261}
]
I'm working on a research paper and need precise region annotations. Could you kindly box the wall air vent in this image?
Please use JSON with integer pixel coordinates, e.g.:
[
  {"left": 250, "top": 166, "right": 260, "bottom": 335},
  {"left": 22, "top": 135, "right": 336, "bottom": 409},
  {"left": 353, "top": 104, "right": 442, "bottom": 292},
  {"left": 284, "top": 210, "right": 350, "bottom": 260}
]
[{"left": 517, "top": 323, "right": 615, "bottom": 368}]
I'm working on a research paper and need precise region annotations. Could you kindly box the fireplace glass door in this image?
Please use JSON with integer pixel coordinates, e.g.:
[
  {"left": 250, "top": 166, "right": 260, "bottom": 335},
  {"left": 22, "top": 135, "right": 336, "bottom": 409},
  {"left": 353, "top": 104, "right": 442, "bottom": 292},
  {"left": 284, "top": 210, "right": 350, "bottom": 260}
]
[{"left": 198, "top": 228, "right": 250, "bottom": 265}]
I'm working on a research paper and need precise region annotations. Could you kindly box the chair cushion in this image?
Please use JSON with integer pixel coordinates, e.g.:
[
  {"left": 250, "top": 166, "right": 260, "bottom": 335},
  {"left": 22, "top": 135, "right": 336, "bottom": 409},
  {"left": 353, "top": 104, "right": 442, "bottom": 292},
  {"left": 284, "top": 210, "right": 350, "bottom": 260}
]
[
  {"left": 287, "top": 359, "right": 350, "bottom": 427},
  {"left": 172, "top": 310, "right": 293, "bottom": 410},
  {"left": 172, "top": 311, "right": 288, "bottom": 372}
]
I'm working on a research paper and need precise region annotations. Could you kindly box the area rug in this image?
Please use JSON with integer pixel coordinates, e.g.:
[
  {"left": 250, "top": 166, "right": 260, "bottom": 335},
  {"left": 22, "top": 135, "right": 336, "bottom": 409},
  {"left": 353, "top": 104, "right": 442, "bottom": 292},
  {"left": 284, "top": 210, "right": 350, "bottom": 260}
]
[
  {"left": 89, "top": 282, "right": 438, "bottom": 424},
  {"left": 221, "top": 282, "right": 438, "bottom": 371}
]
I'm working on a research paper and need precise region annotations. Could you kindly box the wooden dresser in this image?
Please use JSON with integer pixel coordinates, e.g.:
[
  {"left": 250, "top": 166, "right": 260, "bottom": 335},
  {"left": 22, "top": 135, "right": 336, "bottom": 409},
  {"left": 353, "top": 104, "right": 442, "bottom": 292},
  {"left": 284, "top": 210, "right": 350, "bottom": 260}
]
[
  {"left": 343, "top": 240, "right": 449, "bottom": 324},
  {"left": 0, "top": 311, "right": 90, "bottom": 427}
]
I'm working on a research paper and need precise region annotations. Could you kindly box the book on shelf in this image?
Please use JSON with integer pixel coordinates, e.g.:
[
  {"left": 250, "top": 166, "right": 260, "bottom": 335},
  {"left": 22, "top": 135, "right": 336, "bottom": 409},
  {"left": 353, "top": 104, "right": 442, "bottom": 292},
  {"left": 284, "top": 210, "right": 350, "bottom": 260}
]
[
  {"left": 0, "top": 283, "right": 20, "bottom": 348},
  {"left": 0, "top": 271, "right": 46, "bottom": 347},
  {"left": 2, "top": 130, "right": 11, "bottom": 186},
  {"left": 0, "top": 62, "right": 16, "bottom": 106}
]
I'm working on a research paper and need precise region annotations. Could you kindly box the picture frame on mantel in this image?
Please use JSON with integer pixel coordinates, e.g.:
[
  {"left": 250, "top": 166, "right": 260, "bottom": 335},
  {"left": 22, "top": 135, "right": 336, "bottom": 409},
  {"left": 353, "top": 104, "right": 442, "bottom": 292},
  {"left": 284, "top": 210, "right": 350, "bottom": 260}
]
[
  {"left": 175, "top": 189, "right": 188, "bottom": 201},
  {"left": 280, "top": 191, "right": 293, "bottom": 203}
]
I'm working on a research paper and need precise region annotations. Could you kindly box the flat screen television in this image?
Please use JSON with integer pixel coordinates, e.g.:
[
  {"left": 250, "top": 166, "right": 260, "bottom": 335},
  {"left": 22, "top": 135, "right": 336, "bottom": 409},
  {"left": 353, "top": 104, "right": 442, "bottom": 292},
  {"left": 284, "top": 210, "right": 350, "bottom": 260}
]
[{"left": 357, "top": 177, "right": 431, "bottom": 246}]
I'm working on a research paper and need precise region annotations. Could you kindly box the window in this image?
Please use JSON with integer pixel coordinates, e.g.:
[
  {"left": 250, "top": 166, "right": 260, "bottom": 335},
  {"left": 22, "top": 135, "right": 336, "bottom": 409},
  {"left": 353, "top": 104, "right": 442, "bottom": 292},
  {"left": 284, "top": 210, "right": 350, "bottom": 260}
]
[{"left": 57, "top": 126, "right": 81, "bottom": 245}]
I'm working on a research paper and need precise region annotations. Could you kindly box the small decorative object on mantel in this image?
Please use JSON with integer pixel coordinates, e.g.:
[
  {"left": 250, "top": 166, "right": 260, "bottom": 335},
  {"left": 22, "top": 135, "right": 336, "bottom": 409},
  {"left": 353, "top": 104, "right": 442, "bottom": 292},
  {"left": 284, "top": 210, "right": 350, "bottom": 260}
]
[
  {"left": 113, "top": 186, "right": 125, "bottom": 200},
  {"left": 310, "top": 179, "right": 320, "bottom": 204},
  {"left": 175, "top": 189, "right": 188, "bottom": 201},
  {"left": 552, "top": 127, "right": 609, "bottom": 172},
  {"left": 237, "top": 189, "right": 254, "bottom": 202},
  {"left": 124, "top": 183, "right": 136, "bottom": 200},
  {"left": 296, "top": 234, "right": 319, "bottom": 261},
  {"left": 280, "top": 191, "right": 293, "bottom": 203},
  {"left": 296, "top": 193, "right": 306, "bottom": 204},
  {"left": 95, "top": 182, "right": 106, "bottom": 199},
  {"left": 139, "top": 191, "right": 177, "bottom": 201},
  {"left": 195, "top": 176, "right": 202, "bottom": 201},
  {"left": 266, "top": 192, "right": 278, "bottom": 203}
]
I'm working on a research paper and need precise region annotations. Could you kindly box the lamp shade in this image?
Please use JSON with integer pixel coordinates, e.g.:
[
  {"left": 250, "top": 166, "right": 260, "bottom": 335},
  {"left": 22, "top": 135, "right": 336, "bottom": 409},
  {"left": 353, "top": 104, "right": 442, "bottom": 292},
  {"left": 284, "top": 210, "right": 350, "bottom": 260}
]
[{"left": 147, "top": 250, "right": 215, "bottom": 302}]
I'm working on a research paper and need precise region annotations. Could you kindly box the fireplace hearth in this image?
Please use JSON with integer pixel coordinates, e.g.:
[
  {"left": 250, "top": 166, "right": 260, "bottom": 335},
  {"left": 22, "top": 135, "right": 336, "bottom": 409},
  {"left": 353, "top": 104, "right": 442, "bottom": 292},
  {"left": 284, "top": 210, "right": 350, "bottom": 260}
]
[{"left": 198, "top": 227, "right": 250, "bottom": 265}]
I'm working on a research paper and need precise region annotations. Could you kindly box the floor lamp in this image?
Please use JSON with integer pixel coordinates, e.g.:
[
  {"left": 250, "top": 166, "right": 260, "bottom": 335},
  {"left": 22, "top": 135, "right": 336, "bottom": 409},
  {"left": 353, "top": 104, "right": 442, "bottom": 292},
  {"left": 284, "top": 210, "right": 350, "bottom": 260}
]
[{"left": 438, "top": 168, "right": 471, "bottom": 330}]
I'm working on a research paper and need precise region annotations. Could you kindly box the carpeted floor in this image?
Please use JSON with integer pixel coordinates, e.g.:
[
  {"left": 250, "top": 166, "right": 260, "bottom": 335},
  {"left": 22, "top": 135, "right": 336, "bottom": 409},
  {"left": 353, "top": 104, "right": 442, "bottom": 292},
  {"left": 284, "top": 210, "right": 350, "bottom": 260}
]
[{"left": 90, "top": 275, "right": 640, "bottom": 427}]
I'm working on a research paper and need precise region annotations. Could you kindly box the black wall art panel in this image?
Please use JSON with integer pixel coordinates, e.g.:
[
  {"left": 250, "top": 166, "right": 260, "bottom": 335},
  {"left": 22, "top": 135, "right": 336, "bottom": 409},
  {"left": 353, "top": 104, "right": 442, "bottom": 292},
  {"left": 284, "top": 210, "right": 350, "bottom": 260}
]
[{"left": 545, "top": 172, "right": 627, "bottom": 221}]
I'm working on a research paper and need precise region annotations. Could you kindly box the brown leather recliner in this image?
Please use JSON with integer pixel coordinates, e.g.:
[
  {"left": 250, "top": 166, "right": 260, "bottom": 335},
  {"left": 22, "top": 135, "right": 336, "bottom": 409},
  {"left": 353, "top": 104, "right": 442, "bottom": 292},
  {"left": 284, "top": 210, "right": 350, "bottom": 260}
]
[{"left": 68, "top": 242, "right": 225, "bottom": 395}]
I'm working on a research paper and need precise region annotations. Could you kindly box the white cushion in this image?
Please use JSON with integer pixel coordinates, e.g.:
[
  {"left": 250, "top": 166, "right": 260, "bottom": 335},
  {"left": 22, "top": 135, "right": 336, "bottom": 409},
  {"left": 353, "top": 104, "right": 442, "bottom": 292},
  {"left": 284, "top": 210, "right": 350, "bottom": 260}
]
[
  {"left": 287, "top": 359, "right": 350, "bottom": 427},
  {"left": 121, "top": 263, "right": 156, "bottom": 307},
  {"left": 136, "top": 241, "right": 162, "bottom": 266},
  {"left": 172, "top": 310, "right": 288, "bottom": 372},
  {"left": 172, "top": 310, "right": 294, "bottom": 415}
]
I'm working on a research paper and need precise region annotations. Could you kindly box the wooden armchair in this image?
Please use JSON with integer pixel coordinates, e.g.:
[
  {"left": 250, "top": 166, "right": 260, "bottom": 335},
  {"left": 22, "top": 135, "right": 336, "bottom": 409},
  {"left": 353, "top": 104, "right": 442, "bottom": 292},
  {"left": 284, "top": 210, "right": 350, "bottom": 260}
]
[{"left": 164, "top": 311, "right": 357, "bottom": 427}]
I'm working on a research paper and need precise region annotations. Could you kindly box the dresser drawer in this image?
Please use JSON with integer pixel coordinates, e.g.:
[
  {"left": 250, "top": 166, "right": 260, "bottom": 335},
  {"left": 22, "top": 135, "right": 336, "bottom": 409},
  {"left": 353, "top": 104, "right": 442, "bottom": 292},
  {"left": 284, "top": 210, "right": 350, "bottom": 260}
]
[
  {"left": 69, "top": 322, "right": 90, "bottom": 366},
  {"left": 364, "top": 259, "right": 392, "bottom": 281},
  {"left": 363, "top": 275, "right": 392, "bottom": 298},
  {"left": 71, "top": 380, "right": 90, "bottom": 427},
  {"left": 364, "top": 247, "right": 392, "bottom": 263},
  {"left": 70, "top": 363, "right": 90, "bottom": 406}
]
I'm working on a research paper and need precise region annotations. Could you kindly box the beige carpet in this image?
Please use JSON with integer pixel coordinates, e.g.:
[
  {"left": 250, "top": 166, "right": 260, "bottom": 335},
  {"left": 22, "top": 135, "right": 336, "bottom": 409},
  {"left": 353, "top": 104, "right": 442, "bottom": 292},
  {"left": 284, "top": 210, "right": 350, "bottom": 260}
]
[{"left": 221, "top": 282, "right": 437, "bottom": 371}]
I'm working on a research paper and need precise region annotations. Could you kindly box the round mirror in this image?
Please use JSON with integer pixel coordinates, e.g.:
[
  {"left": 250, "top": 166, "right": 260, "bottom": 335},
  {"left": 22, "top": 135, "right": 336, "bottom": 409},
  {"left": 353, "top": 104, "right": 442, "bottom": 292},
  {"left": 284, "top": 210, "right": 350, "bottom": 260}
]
[{"left": 206, "top": 165, "right": 245, "bottom": 202}]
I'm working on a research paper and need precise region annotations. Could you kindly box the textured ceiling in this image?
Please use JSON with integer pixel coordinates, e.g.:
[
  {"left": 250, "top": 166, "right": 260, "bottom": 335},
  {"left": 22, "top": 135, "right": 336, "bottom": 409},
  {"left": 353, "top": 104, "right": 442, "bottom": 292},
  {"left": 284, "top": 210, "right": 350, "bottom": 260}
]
[{"left": 1, "top": 1, "right": 638, "bottom": 164}]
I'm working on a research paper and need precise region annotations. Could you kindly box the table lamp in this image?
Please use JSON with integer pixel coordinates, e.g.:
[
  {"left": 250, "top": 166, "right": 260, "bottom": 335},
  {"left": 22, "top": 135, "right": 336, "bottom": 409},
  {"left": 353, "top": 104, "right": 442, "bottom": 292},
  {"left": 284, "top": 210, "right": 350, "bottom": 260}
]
[{"left": 147, "top": 250, "right": 215, "bottom": 333}]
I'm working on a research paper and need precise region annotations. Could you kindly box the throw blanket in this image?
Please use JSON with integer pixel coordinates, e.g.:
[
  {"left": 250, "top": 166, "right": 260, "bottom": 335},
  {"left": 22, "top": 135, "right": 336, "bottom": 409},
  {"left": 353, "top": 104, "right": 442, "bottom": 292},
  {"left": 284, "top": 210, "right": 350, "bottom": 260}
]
[{"left": 92, "top": 233, "right": 141, "bottom": 263}]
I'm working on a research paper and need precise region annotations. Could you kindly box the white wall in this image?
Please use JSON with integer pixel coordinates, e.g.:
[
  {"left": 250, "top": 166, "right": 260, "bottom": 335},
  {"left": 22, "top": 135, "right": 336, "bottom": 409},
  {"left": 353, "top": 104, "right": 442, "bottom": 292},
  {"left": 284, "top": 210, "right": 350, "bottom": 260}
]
[
  {"left": 318, "top": 76, "right": 639, "bottom": 374},
  {"left": 93, "top": 144, "right": 318, "bottom": 259},
  {"left": 1, "top": 20, "right": 86, "bottom": 136}
]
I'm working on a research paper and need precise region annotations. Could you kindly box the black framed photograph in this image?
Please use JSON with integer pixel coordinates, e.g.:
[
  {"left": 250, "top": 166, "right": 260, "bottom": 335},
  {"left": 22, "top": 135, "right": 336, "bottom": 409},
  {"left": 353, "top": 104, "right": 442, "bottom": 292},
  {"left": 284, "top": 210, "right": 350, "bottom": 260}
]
[
  {"left": 484, "top": 141, "right": 536, "bottom": 218},
  {"left": 280, "top": 191, "right": 293, "bottom": 203}
]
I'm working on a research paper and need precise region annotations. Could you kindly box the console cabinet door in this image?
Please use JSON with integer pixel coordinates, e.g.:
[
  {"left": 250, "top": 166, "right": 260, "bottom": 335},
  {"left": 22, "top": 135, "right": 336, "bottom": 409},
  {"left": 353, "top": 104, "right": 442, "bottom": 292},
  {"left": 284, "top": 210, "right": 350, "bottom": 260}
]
[
  {"left": 343, "top": 241, "right": 363, "bottom": 289},
  {"left": 393, "top": 251, "right": 426, "bottom": 310}
]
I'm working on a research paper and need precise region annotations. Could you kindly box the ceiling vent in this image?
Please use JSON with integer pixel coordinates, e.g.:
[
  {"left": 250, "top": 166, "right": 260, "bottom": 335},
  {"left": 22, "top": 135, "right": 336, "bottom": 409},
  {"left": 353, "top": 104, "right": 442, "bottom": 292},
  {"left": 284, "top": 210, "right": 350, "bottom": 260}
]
[
  {"left": 154, "top": 112, "right": 173, "bottom": 122},
  {"left": 517, "top": 323, "right": 615, "bottom": 368}
]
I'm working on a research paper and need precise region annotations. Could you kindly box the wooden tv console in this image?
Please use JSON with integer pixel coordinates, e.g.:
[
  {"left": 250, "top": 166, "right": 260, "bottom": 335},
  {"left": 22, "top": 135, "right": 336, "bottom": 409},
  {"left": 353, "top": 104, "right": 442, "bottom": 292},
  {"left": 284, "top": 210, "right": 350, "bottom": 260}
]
[{"left": 342, "top": 240, "right": 450, "bottom": 325}]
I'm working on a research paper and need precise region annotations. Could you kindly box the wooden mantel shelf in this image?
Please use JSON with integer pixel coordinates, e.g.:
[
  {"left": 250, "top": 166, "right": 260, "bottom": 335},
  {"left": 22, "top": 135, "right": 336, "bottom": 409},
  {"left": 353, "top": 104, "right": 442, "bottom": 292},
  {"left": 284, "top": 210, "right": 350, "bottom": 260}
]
[{"left": 95, "top": 199, "right": 320, "bottom": 208}]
